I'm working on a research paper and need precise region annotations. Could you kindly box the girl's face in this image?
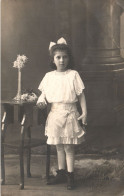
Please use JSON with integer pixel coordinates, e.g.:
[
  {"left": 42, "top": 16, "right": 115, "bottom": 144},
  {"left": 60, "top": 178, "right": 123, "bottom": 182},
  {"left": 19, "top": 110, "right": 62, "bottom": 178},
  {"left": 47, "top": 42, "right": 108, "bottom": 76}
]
[{"left": 53, "top": 50, "right": 69, "bottom": 72}]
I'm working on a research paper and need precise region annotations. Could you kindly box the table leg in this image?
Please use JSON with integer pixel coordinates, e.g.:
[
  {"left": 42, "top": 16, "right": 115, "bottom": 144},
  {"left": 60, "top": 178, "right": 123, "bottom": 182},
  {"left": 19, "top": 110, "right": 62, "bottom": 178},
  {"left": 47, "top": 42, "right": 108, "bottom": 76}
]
[
  {"left": 19, "top": 114, "right": 26, "bottom": 190},
  {"left": 1, "top": 137, "right": 5, "bottom": 185},
  {"left": 46, "top": 144, "right": 51, "bottom": 182},
  {"left": 1, "top": 112, "right": 7, "bottom": 185},
  {"left": 27, "top": 126, "right": 31, "bottom": 177}
]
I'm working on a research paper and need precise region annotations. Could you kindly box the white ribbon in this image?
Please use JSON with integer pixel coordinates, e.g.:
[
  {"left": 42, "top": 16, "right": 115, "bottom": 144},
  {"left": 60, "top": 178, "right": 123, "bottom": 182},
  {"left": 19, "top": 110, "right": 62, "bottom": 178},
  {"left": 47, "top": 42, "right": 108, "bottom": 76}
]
[{"left": 49, "top": 37, "right": 67, "bottom": 50}]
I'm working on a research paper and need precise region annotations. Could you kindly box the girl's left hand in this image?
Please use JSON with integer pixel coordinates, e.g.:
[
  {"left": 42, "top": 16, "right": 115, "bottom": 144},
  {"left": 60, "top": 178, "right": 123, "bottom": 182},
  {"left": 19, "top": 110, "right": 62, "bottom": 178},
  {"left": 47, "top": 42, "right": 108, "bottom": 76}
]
[
  {"left": 77, "top": 113, "right": 87, "bottom": 125},
  {"left": 37, "top": 102, "right": 46, "bottom": 109}
]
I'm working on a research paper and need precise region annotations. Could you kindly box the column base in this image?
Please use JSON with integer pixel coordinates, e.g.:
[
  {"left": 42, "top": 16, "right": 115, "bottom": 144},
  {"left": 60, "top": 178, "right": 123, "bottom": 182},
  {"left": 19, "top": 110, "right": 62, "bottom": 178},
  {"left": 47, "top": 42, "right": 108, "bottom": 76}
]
[{"left": 79, "top": 63, "right": 124, "bottom": 127}]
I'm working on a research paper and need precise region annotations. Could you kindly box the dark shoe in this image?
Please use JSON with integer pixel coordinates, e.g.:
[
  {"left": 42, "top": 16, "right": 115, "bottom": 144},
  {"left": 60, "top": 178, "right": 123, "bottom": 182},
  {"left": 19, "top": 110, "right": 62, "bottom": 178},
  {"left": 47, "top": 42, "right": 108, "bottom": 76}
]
[
  {"left": 47, "top": 169, "right": 66, "bottom": 185},
  {"left": 67, "top": 172, "right": 74, "bottom": 190}
]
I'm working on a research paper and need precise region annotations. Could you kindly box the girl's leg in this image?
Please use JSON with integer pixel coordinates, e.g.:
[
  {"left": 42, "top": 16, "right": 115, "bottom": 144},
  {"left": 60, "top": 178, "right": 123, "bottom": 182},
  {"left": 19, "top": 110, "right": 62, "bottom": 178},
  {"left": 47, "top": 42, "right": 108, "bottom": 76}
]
[
  {"left": 64, "top": 144, "right": 75, "bottom": 172},
  {"left": 56, "top": 144, "right": 66, "bottom": 170},
  {"left": 64, "top": 144, "right": 75, "bottom": 190},
  {"left": 47, "top": 144, "right": 66, "bottom": 185}
]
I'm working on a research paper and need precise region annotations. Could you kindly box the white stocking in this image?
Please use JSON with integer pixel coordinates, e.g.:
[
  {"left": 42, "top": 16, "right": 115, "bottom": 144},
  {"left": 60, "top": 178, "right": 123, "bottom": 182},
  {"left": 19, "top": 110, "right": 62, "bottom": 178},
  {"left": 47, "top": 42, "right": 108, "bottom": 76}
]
[
  {"left": 64, "top": 144, "right": 75, "bottom": 172},
  {"left": 56, "top": 144, "right": 66, "bottom": 170}
]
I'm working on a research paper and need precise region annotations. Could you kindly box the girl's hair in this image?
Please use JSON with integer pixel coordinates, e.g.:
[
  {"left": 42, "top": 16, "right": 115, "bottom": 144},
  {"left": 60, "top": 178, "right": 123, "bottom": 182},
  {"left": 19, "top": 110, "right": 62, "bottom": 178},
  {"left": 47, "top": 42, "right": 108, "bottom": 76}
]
[{"left": 49, "top": 44, "right": 74, "bottom": 70}]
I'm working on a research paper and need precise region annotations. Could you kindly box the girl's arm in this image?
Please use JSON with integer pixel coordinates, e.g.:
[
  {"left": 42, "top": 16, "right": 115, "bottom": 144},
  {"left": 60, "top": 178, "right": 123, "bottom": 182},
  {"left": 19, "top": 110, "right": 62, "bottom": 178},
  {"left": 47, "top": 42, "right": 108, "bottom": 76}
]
[
  {"left": 37, "top": 74, "right": 48, "bottom": 109},
  {"left": 77, "top": 91, "right": 87, "bottom": 125},
  {"left": 36, "top": 92, "right": 47, "bottom": 109}
]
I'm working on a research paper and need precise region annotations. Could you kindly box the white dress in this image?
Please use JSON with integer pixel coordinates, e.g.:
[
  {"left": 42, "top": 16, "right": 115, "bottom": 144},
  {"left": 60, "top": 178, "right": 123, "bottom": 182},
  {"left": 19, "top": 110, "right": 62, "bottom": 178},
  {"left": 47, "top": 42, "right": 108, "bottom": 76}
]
[{"left": 37, "top": 69, "right": 86, "bottom": 145}]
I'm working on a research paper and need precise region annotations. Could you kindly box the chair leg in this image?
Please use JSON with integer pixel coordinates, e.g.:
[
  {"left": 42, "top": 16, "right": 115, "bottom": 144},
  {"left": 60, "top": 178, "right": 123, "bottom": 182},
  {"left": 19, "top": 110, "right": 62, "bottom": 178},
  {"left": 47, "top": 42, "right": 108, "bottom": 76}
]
[
  {"left": 46, "top": 144, "right": 51, "bottom": 182},
  {"left": 27, "top": 127, "right": 31, "bottom": 178}
]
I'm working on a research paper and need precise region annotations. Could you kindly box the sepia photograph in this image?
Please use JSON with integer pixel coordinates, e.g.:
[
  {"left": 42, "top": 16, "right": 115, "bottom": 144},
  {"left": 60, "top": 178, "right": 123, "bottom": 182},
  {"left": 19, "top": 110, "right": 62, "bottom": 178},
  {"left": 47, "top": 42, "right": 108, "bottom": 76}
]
[{"left": 1, "top": 0, "right": 124, "bottom": 195}]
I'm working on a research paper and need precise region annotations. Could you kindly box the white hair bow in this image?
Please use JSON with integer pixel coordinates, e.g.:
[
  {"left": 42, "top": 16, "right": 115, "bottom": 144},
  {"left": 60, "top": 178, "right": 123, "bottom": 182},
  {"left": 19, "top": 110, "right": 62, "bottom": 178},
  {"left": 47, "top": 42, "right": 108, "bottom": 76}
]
[{"left": 49, "top": 37, "right": 67, "bottom": 50}]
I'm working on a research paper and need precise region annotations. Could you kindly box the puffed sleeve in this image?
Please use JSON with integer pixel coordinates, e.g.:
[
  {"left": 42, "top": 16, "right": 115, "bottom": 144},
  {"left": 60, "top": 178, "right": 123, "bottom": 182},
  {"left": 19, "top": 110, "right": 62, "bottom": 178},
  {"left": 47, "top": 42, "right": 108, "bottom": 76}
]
[
  {"left": 37, "top": 74, "right": 47, "bottom": 104},
  {"left": 74, "top": 71, "right": 85, "bottom": 96},
  {"left": 38, "top": 73, "right": 47, "bottom": 92}
]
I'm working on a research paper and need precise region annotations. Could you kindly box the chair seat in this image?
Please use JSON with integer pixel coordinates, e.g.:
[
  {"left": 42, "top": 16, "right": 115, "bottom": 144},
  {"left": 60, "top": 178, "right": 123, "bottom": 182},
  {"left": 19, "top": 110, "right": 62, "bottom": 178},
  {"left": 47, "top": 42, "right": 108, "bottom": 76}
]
[{"left": 3, "top": 138, "right": 46, "bottom": 149}]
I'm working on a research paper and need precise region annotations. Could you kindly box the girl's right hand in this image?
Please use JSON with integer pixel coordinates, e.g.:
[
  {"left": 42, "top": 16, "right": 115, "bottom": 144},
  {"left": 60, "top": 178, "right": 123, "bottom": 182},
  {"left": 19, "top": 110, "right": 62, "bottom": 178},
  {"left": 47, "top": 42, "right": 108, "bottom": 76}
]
[
  {"left": 37, "top": 102, "right": 46, "bottom": 109},
  {"left": 77, "top": 113, "right": 87, "bottom": 125}
]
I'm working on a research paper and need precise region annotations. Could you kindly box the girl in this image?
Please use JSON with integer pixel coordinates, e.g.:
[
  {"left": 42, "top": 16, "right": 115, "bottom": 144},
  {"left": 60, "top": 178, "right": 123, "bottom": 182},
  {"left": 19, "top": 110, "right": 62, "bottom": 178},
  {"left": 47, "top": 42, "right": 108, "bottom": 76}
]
[{"left": 37, "top": 37, "right": 87, "bottom": 190}]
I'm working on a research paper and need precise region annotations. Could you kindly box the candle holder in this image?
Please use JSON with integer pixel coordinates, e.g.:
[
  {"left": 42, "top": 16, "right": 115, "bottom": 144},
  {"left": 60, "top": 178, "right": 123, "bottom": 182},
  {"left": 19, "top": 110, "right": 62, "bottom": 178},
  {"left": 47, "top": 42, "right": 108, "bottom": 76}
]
[
  {"left": 13, "top": 55, "right": 28, "bottom": 101},
  {"left": 16, "top": 68, "right": 22, "bottom": 101}
]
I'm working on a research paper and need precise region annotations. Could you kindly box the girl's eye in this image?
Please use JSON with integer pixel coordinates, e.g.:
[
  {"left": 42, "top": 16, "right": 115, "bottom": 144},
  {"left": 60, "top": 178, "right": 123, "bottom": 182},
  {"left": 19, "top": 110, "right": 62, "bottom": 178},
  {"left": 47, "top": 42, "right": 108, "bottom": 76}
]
[
  {"left": 55, "top": 55, "right": 68, "bottom": 59},
  {"left": 56, "top": 56, "right": 60, "bottom": 59}
]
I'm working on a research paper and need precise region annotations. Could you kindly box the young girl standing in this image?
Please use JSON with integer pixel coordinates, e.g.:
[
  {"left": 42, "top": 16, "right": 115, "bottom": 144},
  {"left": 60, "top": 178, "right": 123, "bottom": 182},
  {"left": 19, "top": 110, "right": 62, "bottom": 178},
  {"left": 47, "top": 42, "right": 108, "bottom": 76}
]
[{"left": 37, "top": 37, "right": 87, "bottom": 190}]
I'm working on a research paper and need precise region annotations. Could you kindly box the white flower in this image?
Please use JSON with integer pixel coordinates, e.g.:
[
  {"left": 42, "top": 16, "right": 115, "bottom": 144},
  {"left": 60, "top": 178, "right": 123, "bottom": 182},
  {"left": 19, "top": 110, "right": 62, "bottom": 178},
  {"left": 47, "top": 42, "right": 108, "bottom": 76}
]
[
  {"left": 13, "top": 54, "right": 28, "bottom": 69},
  {"left": 20, "top": 92, "right": 38, "bottom": 102},
  {"left": 21, "top": 93, "right": 28, "bottom": 100}
]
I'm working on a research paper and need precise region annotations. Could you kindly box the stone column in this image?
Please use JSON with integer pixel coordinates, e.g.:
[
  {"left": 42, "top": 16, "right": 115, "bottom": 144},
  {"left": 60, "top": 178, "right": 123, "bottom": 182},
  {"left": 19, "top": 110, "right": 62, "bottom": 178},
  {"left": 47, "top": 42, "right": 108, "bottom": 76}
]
[
  {"left": 80, "top": 0, "right": 124, "bottom": 128},
  {"left": 83, "top": 0, "right": 124, "bottom": 70}
]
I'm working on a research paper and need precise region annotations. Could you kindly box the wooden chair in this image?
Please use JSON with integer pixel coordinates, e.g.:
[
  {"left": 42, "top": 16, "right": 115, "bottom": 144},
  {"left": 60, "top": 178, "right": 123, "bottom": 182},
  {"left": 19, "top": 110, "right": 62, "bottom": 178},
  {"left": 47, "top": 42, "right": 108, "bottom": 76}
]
[{"left": 1, "top": 100, "right": 51, "bottom": 189}]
